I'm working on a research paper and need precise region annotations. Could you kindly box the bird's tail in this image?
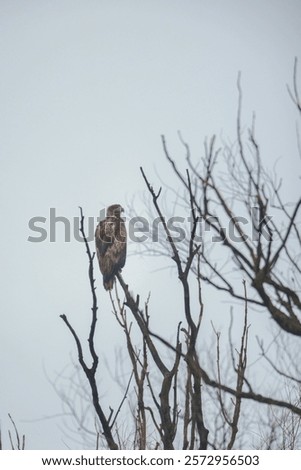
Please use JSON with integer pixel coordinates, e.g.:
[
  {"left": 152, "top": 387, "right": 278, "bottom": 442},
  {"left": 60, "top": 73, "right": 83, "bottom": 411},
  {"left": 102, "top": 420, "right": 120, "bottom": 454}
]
[{"left": 103, "top": 277, "right": 114, "bottom": 291}]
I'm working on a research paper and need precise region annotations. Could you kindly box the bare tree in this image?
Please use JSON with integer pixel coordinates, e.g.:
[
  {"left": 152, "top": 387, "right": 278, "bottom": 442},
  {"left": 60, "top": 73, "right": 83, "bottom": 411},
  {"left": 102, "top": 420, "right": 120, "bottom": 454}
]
[
  {"left": 59, "top": 59, "right": 301, "bottom": 450},
  {"left": 0, "top": 414, "right": 25, "bottom": 450}
]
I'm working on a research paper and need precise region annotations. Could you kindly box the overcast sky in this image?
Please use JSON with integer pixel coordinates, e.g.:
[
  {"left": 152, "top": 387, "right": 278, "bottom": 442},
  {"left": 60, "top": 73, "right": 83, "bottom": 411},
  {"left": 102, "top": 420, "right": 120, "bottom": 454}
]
[{"left": 1, "top": 0, "right": 300, "bottom": 449}]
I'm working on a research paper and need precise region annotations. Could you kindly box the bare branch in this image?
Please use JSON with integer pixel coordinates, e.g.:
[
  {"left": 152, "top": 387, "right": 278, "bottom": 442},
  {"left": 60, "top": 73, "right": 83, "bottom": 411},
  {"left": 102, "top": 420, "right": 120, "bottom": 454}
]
[
  {"left": 287, "top": 57, "right": 301, "bottom": 114},
  {"left": 60, "top": 208, "right": 118, "bottom": 450}
]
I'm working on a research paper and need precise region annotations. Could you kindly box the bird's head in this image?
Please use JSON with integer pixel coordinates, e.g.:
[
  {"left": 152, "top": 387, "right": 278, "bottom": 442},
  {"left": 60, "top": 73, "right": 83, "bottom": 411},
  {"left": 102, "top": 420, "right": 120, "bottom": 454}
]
[{"left": 107, "top": 204, "right": 124, "bottom": 217}]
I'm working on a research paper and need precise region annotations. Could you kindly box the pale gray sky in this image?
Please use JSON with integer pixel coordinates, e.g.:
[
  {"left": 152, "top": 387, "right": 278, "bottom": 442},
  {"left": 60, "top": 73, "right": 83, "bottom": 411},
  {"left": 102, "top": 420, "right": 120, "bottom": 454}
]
[{"left": 0, "top": 0, "right": 300, "bottom": 449}]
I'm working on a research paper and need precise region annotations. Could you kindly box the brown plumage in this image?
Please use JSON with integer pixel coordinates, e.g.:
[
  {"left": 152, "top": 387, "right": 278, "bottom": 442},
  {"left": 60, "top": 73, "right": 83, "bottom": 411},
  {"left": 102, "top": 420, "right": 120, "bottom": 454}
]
[{"left": 95, "top": 204, "right": 127, "bottom": 290}]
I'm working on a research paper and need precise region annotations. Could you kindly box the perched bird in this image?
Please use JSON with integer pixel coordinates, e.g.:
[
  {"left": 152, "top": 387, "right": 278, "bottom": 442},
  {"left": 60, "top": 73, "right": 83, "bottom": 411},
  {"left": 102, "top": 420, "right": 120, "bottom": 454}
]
[{"left": 95, "top": 204, "right": 127, "bottom": 290}]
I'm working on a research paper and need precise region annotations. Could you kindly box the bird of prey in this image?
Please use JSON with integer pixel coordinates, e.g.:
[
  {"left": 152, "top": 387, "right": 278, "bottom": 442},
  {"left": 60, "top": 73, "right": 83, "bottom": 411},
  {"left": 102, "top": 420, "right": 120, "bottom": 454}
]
[{"left": 95, "top": 204, "right": 127, "bottom": 290}]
